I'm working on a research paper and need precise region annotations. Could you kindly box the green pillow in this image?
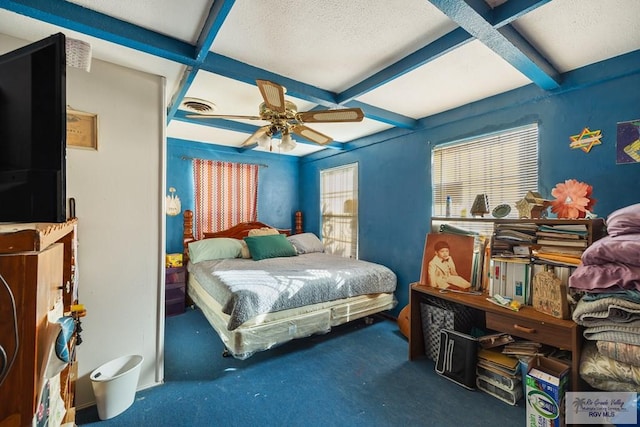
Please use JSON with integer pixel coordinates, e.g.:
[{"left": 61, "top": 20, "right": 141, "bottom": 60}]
[
  {"left": 188, "top": 238, "right": 243, "bottom": 263},
  {"left": 244, "top": 234, "right": 297, "bottom": 261}
]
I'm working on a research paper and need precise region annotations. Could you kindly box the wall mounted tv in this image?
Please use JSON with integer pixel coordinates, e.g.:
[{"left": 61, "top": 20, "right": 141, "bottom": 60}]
[{"left": 0, "top": 32, "right": 67, "bottom": 223}]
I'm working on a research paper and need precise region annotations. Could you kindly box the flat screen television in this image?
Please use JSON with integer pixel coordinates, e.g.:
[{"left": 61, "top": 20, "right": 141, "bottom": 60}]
[{"left": 0, "top": 32, "right": 66, "bottom": 223}]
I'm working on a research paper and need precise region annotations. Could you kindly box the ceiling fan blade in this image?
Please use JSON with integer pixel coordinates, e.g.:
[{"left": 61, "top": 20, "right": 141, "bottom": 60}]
[
  {"left": 241, "top": 126, "right": 270, "bottom": 146},
  {"left": 256, "top": 80, "right": 286, "bottom": 113},
  {"left": 291, "top": 124, "right": 333, "bottom": 145},
  {"left": 297, "top": 108, "right": 364, "bottom": 123},
  {"left": 186, "top": 113, "right": 263, "bottom": 120}
]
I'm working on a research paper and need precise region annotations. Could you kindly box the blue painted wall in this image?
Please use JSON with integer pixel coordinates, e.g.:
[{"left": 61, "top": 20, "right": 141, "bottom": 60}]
[
  {"left": 166, "top": 138, "right": 299, "bottom": 254},
  {"left": 166, "top": 53, "right": 640, "bottom": 317},
  {"left": 299, "top": 56, "right": 640, "bottom": 315}
]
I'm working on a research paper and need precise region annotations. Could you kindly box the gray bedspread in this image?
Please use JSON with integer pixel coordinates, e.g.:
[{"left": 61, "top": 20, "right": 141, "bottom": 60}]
[{"left": 188, "top": 253, "right": 397, "bottom": 330}]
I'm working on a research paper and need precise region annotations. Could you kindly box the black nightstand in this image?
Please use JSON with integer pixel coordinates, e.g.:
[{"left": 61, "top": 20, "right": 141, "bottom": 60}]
[{"left": 165, "top": 266, "right": 186, "bottom": 316}]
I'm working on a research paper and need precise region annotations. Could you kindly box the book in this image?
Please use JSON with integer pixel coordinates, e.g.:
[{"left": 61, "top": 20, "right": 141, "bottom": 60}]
[
  {"left": 535, "top": 246, "right": 584, "bottom": 257},
  {"left": 534, "top": 252, "right": 582, "bottom": 266},
  {"left": 536, "top": 238, "right": 588, "bottom": 248},
  {"left": 495, "top": 229, "right": 536, "bottom": 242},
  {"left": 478, "top": 349, "right": 520, "bottom": 373},
  {"left": 495, "top": 223, "right": 538, "bottom": 232},
  {"left": 538, "top": 224, "right": 588, "bottom": 235},
  {"left": 535, "top": 230, "right": 583, "bottom": 240},
  {"left": 479, "top": 333, "right": 515, "bottom": 349}
]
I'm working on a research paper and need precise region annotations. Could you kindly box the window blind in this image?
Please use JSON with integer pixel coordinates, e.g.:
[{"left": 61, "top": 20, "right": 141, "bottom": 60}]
[{"left": 432, "top": 123, "right": 539, "bottom": 220}]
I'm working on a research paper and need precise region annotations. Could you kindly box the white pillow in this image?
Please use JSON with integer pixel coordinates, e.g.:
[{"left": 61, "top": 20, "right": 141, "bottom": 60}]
[
  {"left": 287, "top": 233, "right": 325, "bottom": 254},
  {"left": 239, "top": 240, "right": 251, "bottom": 259},
  {"left": 248, "top": 227, "right": 279, "bottom": 237}
]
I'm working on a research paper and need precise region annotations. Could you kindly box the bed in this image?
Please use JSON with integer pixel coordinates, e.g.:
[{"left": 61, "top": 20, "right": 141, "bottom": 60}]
[{"left": 182, "top": 210, "right": 398, "bottom": 359}]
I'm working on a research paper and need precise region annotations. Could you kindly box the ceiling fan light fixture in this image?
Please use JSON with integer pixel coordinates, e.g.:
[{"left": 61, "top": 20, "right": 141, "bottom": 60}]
[
  {"left": 279, "top": 133, "right": 296, "bottom": 152},
  {"left": 256, "top": 132, "right": 271, "bottom": 148}
]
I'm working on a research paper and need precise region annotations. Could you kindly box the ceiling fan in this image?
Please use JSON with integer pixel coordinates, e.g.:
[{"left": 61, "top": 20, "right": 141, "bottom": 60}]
[{"left": 186, "top": 80, "right": 364, "bottom": 152}]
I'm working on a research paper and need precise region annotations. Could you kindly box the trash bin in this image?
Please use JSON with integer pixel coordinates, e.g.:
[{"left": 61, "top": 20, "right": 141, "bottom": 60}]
[{"left": 90, "top": 355, "right": 144, "bottom": 420}]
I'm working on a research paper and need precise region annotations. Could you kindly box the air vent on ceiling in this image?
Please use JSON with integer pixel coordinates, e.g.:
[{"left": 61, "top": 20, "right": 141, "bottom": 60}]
[{"left": 180, "top": 97, "right": 216, "bottom": 114}]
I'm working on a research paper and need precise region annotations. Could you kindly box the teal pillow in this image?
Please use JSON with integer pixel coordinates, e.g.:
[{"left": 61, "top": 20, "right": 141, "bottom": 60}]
[
  {"left": 189, "top": 238, "right": 243, "bottom": 263},
  {"left": 244, "top": 234, "right": 297, "bottom": 261}
]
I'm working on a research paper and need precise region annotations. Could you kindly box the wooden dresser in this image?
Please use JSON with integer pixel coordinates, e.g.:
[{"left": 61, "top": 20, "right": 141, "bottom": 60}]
[{"left": 0, "top": 220, "right": 80, "bottom": 427}]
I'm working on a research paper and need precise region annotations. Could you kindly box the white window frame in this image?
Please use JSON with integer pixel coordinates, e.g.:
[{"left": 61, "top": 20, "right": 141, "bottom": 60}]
[{"left": 320, "top": 163, "right": 359, "bottom": 258}]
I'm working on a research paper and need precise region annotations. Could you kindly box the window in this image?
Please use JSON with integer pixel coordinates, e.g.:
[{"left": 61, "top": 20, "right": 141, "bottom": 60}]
[
  {"left": 432, "top": 123, "right": 538, "bottom": 233},
  {"left": 320, "top": 163, "right": 358, "bottom": 258}
]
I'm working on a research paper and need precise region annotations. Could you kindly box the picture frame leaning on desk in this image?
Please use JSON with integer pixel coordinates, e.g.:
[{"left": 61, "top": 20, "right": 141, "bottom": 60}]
[{"left": 420, "top": 232, "right": 475, "bottom": 291}]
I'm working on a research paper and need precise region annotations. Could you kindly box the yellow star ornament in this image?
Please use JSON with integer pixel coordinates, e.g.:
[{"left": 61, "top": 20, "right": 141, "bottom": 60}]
[{"left": 569, "top": 127, "right": 602, "bottom": 153}]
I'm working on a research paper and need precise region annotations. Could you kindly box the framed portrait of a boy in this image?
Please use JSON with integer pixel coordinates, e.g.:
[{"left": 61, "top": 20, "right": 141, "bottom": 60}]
[{"left": 420, "top": 232, "right": 475, "bottom": 291}]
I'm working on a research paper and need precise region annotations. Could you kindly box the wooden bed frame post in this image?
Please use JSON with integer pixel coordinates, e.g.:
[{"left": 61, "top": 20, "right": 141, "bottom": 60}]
[
  {"left": 295, "top": 211, "right": 303, "bottom": 235},
  {"left": 183, "top": 209, "right": 195, "bottom": 263}
]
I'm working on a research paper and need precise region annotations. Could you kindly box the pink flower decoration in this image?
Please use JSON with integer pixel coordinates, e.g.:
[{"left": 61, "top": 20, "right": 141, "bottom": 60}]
[{"left": 550, "top": 179, "right": 596, "bottom": 219}]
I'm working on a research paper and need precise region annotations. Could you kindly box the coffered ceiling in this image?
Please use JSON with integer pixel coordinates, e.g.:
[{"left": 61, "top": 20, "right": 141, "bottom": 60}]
[{"left": 1, "top": 0, "right": 638, "bottom": 156}]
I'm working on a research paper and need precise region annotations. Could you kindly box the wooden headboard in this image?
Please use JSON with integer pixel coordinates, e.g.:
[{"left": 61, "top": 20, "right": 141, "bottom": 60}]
[{"left": 182, "top": 209, "right": 300, "bottom": 263}]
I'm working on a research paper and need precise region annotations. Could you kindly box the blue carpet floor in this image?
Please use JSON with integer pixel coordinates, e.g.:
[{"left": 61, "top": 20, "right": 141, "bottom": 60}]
[{"left": 77, "top": 307, "right": 525, "bottom": 426}]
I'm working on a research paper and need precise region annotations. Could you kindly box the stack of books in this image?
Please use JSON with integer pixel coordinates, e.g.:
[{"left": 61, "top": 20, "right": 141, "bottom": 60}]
[
  {"left": 491, "top": 223, "right": 538, "bottom": 257},
  {"left": 501, "top": 340, "right": 547, "bottom": 357},
  {"left": 476, "top": 348, "right": 523, "bottom": 405},
  {"left": 533, "top": 224, "right": 589, "bottom": 265}
]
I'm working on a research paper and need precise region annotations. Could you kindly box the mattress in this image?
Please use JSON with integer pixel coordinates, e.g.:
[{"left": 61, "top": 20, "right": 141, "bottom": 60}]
[
  {"left": 188, "top": 252, "right": 397, "bottom": 330},
  {"left": 188, "top": 274, "right": 396, "bottom": 359}
]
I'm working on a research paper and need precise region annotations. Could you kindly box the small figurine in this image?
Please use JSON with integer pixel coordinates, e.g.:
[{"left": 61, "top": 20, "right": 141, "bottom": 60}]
[
  {"left": 470, "top": 194, "right": 490, "bottom": 217},
  {"left": 515, "top": 190, "right": 550, "bottom": 219}
]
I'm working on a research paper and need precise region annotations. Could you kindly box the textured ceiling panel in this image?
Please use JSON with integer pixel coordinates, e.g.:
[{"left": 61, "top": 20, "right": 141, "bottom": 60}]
[
  {"left": 512, "top": 0, "right": 640, "bottom": 72},
  {"left": 211, "top": 0, "right": 457, "bottom": 92},
  {"left": 66, "top": 0, "right": 213, "bottom": 44},
  {"left": 357, "top": 40, "right": 531, "bottom": 119}
]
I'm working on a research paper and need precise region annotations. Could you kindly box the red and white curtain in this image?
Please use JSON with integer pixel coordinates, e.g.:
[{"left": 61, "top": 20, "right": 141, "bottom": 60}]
[{"left": 192, "top": 159, "right": 259, "bottom": 240}]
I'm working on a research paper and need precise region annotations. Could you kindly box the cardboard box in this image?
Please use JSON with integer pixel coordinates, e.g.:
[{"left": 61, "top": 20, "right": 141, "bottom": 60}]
[
  {"left": 165, "top": 253, "right": 183, "bottom": 268},
  {"left": 526, "top": 356, "right": 570, "bottom": 427}
]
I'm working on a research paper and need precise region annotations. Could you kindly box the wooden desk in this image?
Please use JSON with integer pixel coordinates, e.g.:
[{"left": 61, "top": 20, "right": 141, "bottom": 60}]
[{"left": 409, "top": 282, "right": 584, "bottom": 391}]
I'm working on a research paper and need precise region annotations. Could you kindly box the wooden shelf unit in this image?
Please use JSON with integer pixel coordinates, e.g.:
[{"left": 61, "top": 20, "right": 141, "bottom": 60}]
[
  {"left": 409, "top": 216, "right": 608, "bottom": 392},
  {"left": 0, "top": 220, "right": 79, "bottom": 427},
  {"left": 431, "top": 216, "right": 606, "bottom": 245}
]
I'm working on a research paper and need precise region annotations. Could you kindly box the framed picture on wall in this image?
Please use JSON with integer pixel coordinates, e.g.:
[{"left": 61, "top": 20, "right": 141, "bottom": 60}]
[{"left": 66, "top": 107, "right": 98, "bottom": 150}]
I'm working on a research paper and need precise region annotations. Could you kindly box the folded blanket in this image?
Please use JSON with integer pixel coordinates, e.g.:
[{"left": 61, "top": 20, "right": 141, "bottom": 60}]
[
  {"left": 583, "top": 324, "right": 640, "bottom": 346},
  {"left": 580, "top": 341, "right": 640, "bottom": 392},
  {"left": 582, "top": 290, "right": 640, "bottom": 304},
  {"left": 572, "top": 297, "right": 640, "bottom": 325},
  {"left": 597, "top": 340, "right": 640, "bottom": 367},
  {"left": 581, "top": 234, "right": 640, "bottom": 267},
  {"left": 568, "top": 263, "right": 640, "bottom": 292}
]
